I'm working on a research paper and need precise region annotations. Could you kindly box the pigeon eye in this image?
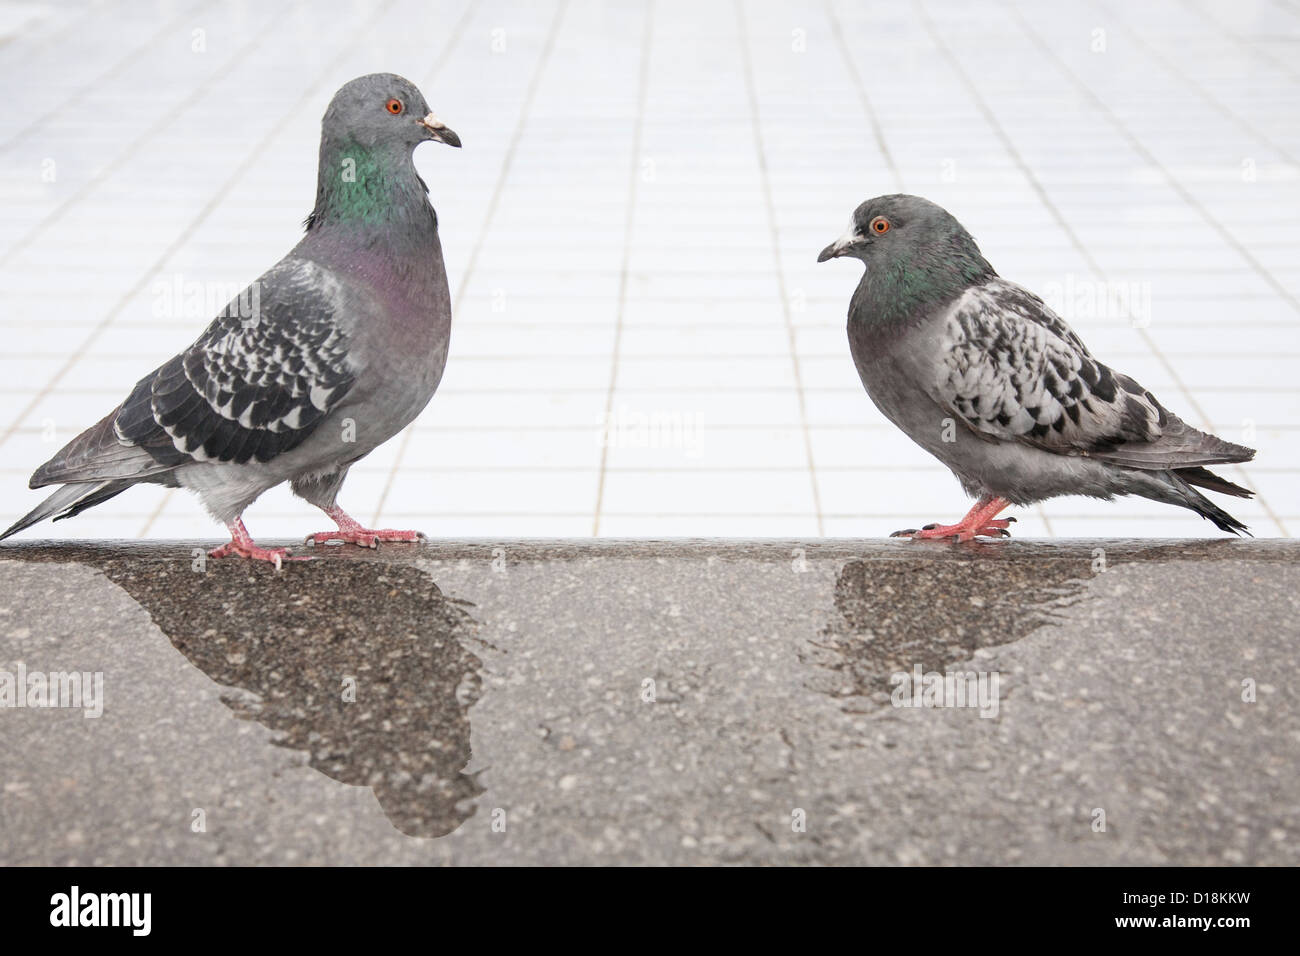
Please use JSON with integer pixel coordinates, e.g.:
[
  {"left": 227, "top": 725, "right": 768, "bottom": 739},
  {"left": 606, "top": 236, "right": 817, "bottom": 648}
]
[
  {"left": 385, "top": 98, "right": 404, "bottom": 115},
  {"left": 870, "top": 216, "right": 891, "bottom": 235}
]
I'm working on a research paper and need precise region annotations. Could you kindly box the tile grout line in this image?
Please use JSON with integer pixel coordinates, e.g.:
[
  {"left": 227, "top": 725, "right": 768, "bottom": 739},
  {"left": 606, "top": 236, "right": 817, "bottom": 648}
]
[
  {"left": 592, "top": 0, "right": 656, "bottom": 536},
  {"left": 0, "top": 0, "right": 296, "bottom": 268},
  {"left": 736, "top": 0, "right": 825, "bottom": 534},
  {"left": 114, "top": 509, "right": 1273, "bottom": 521},
  {"left": 1183, "top": 0, "right": 1300, "bottom": 82},
  {"left": 824, "top": 0, "right": 905, "bottom": 193},
  {"left": 0, "top": 0, "right": 305, "bottom": 459},
  {"left": 11, "top": 351, "right": 1300, "bottom": 363},
  {"left": 14, "top": 314, "right": 1295, "bottom": 330},
  {"left": 0, "top": 0, "right": 217, "bottom": 154},
  {"left": 8, "top": 382, "right": 1295, "bottom": 397},
  {"left": 369, "top": 0, "right": 571, "bottom": 527},
  {"left": 0, "top": 0, "right": 130, "bottom": 70},
  {"left": 998, "top": 0, "right": 1288, "bottom": 534},
  {"left": 4, "top": 462, "right": 1290, "bottom": 473},
  {"left": 1090, "top": 0, "right": 1299, "bottom": 169}
]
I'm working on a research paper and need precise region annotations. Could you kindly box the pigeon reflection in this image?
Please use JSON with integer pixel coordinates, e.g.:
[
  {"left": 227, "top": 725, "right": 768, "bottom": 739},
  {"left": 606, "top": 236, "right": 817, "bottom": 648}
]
[
  {"left": 810, "top": 551, "right": 1094, "bottom": 707},
  {"left": 99, "top": 557, "right": 483, "bottom": 838}
]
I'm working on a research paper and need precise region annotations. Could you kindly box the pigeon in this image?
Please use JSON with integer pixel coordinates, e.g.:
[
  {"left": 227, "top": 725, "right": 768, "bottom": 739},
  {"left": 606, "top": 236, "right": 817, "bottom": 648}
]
[
  {"left": 817, "top": 194, "right": 1256, "bottom": 540},
  {"left": 0, "top": 73, "right": 462, "bottom": 566}
]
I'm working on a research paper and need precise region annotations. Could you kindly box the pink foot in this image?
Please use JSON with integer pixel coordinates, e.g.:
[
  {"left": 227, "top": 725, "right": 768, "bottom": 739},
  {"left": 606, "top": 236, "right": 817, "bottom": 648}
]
[
  {"left": 890, "top": 497, "right": 1015, "bottom": 542},
  {"left": 305, "top": 527, "right": 425, "bottom": 549},
  {"left": 305, "top": 507, "right": 425, "bottom": 549},
  {"left": 210, "top": 518, "right": 308, "bottom": 569}
]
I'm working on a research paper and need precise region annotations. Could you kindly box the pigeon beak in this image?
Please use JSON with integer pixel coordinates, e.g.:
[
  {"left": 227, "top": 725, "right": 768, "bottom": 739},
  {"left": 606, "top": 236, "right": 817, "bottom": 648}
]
[
  {"left": 816, "top": 241, "right": 841, "bottom": 263},
  {"left": 818, "top": 227, "right": 864, "bottom": 262},
  {"left": 418, "top": 112, "right": 461, "bottom": 148}
]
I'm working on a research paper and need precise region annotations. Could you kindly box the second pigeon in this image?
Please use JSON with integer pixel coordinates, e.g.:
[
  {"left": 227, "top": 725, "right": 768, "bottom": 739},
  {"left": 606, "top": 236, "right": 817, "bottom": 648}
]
[{"left": 818, "top": 194, "right": 1256, "bottom": 539}]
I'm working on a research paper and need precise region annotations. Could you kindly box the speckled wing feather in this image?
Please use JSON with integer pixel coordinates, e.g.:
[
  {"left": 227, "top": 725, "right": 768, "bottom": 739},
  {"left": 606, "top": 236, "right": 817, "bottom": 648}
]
[
  {"left": 114, "top": 258, "right": 355, "bottom": 467},
  {"left": 931, "top": 278, "right": 1240, "bottom": 469}
]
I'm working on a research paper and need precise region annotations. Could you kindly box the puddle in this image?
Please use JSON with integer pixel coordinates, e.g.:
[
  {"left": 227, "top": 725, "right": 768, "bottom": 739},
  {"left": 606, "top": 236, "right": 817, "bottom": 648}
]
[
  {"left": 91, "top": 558, "right": 485, "bottom": 839},
  {"left": 809, "top": 552, "right": 1094, "bottom": 709}
]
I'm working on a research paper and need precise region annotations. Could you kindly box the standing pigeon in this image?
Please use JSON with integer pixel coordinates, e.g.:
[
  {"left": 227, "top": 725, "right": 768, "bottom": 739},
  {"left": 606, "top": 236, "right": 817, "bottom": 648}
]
[
  {"left": 1, "top": 74, "right": 462, "bottom": 566},
  {"left": 817, "top": 194, "right": 1256, "bottom": 539}
]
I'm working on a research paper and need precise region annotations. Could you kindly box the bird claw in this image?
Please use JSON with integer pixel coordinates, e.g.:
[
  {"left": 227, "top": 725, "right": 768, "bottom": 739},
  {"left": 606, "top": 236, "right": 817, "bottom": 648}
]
[
  {"left": 891, "top": 524, "right": 967, "bottom": 540},
  {"left": 209, "top": 542, "right": 309, "bottom": 569},
  {"left": 304, "top": 528, "right": 425, "bottom": 549},
  {"left": 890, "top": 515, "right": 1016, "bottom": 542},
  {"left": 978, "top": 517, "right": 1016, "bottom": 535}
]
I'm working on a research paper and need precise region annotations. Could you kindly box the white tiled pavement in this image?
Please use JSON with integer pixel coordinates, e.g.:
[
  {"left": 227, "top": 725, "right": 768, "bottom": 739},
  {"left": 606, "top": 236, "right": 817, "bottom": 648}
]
[{"left": 0, "top": 0, "right": 1296, "bottom": 540}]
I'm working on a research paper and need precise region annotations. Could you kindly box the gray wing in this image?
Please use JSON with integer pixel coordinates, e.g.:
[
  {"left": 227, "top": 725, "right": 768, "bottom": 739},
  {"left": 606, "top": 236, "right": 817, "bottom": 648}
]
[
  {"left": 931, "top": 279, "right": 1243, "bottom": 468},
  {"left": 33, "top": 257, "right": 355, "bottom": 487}
]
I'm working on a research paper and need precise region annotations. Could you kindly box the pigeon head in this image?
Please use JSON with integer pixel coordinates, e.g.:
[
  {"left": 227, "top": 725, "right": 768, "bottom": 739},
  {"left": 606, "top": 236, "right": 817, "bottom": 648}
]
[
  {"left": 321, "top": 73, "right": 461, "bottom": 152},
  {"left": 817, "top": 194, "right": 978, "bottom": 265},
  {"left": 307, "top": 74, "right": 460, "bottom": 233},
  {"left": 818, "top": 195, "right": 996, "bottom": 323}
]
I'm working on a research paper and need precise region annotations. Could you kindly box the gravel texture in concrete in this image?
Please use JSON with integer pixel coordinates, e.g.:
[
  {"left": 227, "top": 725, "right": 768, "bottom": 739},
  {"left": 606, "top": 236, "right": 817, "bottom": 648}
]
[{"left": 0, "top": 538, "right": 1295, "bottom": 864}]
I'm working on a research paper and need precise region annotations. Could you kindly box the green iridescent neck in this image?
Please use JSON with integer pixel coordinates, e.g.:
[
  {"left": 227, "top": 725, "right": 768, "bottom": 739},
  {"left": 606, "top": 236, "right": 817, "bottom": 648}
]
[
  {"left": 306, "top": 138, "right": 425, "bottom": 231},
  {"left": 855, "top": 233, "right": 995, "bottom": 328}
]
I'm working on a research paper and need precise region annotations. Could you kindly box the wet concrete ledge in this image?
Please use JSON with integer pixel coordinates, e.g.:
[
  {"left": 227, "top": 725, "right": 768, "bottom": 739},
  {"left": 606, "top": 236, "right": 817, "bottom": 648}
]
[{"left": 0, "top": 538, "right": 1296, "bottom": 865}]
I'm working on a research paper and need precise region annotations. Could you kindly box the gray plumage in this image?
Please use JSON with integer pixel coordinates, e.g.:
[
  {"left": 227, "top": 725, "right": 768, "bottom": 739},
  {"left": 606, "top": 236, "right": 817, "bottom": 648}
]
[
  {"left": 2, "top": 73, "right": 461, "bottom": 543},
  {"left": 818, "top": 194, "right": 1255, "bottom": 535}
]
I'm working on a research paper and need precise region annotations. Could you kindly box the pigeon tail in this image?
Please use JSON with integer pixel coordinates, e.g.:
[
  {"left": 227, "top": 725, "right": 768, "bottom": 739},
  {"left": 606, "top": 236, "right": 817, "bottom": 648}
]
[
  {"left": 29, "top": 407, "right": 174, "bottom": 488},
  {"left": 1174, "top": 465, "right": 1254, "bottom": 499},
  {"left": 1087, "top": 416, "right": 1255, "bottom": 471},
  {"left": 0, "top": 481, "right": 130, "bottom": 542},
  {"left": 1165, "top": 470, "right": 1251, "bottom": 536}
]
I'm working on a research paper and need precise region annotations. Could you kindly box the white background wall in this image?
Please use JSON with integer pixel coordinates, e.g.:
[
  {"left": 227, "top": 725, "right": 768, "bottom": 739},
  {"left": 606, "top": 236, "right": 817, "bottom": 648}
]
[{"left": 0, "top": 0, "right": 1294, "bottom": 539}]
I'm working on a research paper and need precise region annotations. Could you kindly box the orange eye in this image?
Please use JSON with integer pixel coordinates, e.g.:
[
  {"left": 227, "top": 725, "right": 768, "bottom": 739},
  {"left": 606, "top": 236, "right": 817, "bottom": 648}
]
[
  {"left": 385, "top": 98, "right": 404, "bottom": 115},
  {"left": 870, "top": 216, "right": 891, "bottom": 235}
]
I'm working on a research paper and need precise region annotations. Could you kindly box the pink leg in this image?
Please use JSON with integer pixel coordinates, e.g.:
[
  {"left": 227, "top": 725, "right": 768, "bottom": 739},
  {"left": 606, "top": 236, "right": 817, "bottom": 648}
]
[
  {"left": 305, "top": 505, "right": 425, "bottom": 549},
  {"left": 209, "top": 517, "right": 307, "bottom": 569},
  {"left": 890, "top": 496, "right": 1016, "bottom": 542}
]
